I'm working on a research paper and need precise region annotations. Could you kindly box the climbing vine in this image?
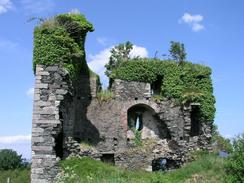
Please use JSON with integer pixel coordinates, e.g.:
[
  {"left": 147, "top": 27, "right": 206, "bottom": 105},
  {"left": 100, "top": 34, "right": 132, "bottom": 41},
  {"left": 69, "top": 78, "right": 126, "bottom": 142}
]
[
  {"left": 33, "top": 13, "right": 94, "bottom": 80},
  {"left": 111, "top": 59, "right": 215, "bottom": 123}
]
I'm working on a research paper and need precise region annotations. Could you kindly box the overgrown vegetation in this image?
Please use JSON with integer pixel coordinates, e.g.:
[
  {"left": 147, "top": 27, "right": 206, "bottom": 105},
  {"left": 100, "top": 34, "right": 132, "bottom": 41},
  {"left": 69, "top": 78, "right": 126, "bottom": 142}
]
[
  {"left": 152, "top": 94, "right": 164, "bottom": 103},
  {"left": 111, "top": 59, "right": 215, "bottom": 123},
  {"left": 55, "top": 154, "right": 226, "bottom": 183},
  {"left": 3, "top": 150, "right": 243, "bottom": 183},
  {"left": 33, "top": 13, "right": 94, "bottom": 79},
  {"left": 132, "top": 128, "right": 142, "bottom": 146},
  {"left": 224, "top": 134, "right": 244, "bottom": 182},
  {"left": 96, "top": 90, "right": 114, "bottom": 102}
]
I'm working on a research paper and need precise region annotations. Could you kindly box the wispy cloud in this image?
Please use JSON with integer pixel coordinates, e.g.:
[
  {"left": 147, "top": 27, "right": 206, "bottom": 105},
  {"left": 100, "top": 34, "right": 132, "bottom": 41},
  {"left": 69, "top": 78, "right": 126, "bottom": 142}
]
[
  {"left": 179, "top": 13, "right": 205, "bottom": 32},
  {"left": 0, "top": 38, "right": 18, "bottom": 49},
  {"left": 0, "top": 0, "right": 13, "bottom": 14},
  {"left": 97, "top": 37, "right": 109, "bottom": 46},
  {"left": 21, "top": 0, "right": 55, "bottom": 14},
  {"left": 0, "top": 134, "right": 31, "bottom": 144},
  {"left": 26, "top": 87, "right": 34, "bottom": 98},
  {"left": 88, "top": 45, "right": 148, "bottom": 87}
]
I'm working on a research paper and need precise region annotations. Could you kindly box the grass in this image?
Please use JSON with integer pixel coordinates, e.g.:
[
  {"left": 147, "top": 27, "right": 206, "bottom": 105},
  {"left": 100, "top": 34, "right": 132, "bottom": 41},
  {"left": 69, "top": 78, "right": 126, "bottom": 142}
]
[
  {"left": 0, "top": 154, "right": 226, "bottom": 183},
  {"left": 56, "top": 154, "right": 226, "bottom": 183},
  {"left": 0, "top": 168, "right": 30, "bottom": 183}
]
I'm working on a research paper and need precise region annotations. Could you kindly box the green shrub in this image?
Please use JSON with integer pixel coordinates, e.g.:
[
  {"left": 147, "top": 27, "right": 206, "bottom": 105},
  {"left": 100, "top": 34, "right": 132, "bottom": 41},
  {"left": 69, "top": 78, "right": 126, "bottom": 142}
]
[
  {"left": 132, "top": 128, "right": 142, "bottom": 146},
  {"left": 0, "top": 149, "right": 24, "bottom": 170},
  {"left": 111, "top": 59, "right": 215, "bottom": 123},
  {"left": 224, "top": 134, "right": 244, "bottom": 182}
]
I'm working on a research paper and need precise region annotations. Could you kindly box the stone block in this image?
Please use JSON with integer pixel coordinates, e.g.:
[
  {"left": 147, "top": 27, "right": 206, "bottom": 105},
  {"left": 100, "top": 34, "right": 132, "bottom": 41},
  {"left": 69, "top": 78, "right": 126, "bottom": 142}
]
[
  {"left": 35, "top": 84, "right": 48, "bottom": 89},
  {"left": 32, "top": 146, "right": 52, "bottom": 152},
  {"left": 33, "top": 119, "right": 60, "bottom": 124},
  {"left": 39, "top": 71, "right": 50, "bottom": 76},
  {"left": 32, "top": 128, "right": 44, "bottom": 133},
  {"left": 56, "top": 89, "right": 67, "bottom": 95},
  {"left": 46, "top": 66, "right": 58, "bottom": 71}
]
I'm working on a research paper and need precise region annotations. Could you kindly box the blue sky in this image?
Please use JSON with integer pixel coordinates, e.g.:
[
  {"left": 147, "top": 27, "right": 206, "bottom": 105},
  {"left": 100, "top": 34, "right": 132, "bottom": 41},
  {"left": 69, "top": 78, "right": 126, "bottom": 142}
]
[{"left": 0, "top": 0, "right": 243, "bottom": 159}]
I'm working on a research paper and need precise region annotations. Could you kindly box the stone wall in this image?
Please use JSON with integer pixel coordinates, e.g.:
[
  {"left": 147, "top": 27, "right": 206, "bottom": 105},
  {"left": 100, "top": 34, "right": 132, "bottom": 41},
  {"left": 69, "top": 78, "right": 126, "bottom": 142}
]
[
  {"left": 31, "top": 65, "right": 99, "bottom": 183},
  {"left": 31, "top": 65, "right": 72, "bottom": 183},
  {"left": 111, "top": 79, "right": 151, "bottom": 100}
]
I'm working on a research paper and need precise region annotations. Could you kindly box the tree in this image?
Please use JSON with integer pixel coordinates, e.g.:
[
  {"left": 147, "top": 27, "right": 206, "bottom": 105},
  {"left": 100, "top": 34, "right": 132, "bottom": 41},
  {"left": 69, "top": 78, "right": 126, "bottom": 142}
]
[
  {"left": 0, "top": 149, "right": 24, "bottom": 170},
  {"left": 211, "top": 124, "right": 233, "bottom": 153},
  {"left": 105, "top": 41, "right": 133, "bottom": 78},
  {"left": 169, "top": 41, "right": 187, "bottom": 64},
  {"left": 225, "top": 134, "right": 244, "bottom": 182}
]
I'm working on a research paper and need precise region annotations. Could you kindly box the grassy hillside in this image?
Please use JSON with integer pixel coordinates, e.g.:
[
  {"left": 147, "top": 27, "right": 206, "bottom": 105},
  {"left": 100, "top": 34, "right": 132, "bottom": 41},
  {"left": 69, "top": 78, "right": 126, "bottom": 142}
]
[
  {"left": 0, "top": 154, "right": 226, "bottom": 183},
  {"left": 55, "top": 154, "right": 226, "bottom": 183}
]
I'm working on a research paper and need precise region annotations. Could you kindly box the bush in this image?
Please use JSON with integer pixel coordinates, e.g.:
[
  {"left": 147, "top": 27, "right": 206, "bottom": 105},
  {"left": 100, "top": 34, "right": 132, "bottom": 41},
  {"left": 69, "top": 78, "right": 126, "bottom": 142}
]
[
  {"left": 224, "top": 134, "right": 244, "bottom": 182},
  {"left": 0, "top": 149, "right": 24, "bottom": 170}
]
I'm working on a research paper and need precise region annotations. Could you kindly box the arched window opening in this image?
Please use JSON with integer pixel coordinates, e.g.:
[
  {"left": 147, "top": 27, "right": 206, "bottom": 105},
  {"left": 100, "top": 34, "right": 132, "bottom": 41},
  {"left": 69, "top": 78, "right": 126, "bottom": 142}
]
[
  {"left": 128, "top": 106, "right": 146, "bottom": 131},
  {"left": 135, "top": 113, "right": 143, "bottom": 131}
]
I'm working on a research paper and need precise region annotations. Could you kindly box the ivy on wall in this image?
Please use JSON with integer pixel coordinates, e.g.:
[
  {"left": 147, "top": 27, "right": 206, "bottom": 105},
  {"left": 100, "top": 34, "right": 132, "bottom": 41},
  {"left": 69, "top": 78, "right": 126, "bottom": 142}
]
[
  {"left": 111, "top": 59, "right": 215, "bottom": 123},
  {"left": 33, "top": 13, "right": 95, "bottom": 79}
]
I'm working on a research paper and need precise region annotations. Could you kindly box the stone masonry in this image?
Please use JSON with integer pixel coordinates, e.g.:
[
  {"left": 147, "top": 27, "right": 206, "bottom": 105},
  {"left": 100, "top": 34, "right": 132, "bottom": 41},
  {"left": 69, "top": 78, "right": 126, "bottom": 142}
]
[{"left": 32, "top": 67, "right": 212, "bottom": 182}]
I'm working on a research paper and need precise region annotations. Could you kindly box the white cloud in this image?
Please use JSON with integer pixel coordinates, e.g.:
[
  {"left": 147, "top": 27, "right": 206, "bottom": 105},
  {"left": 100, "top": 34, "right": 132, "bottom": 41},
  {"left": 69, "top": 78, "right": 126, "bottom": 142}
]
[
  {"left": 192, "top": 23, "right": 205, "bottom": 32},
  {"left": 130, "top": 45, "right": 148, "bottom": 58},
  {"left": 26, "top": 87, "right": 34, "bottom": 97},
  {"left": 21, "top": 0, "right": 55, "bottom": 14},
  {"left": 181, "top": 13, "right": 203, "bottom": 24},
  {"left": 69, "top": 8, "right": 80, "bottom": 14},
  {"left": 88, "top": 45, "right": 148, "bottom": 87},
  {"left": 0, "top": 134, "right": 31, "bottom": 144},
  {"left": 179, "top": 13, "right": 205, "bottom": 32},
  {"left": 88, "top": 47, "right": 112, "bottom": 87},
  {"left": 0, "top": 0, "right": 12, "bottom": 14},
  {"left": 97, "top": 37, "right": 109, "bottom": 46}
]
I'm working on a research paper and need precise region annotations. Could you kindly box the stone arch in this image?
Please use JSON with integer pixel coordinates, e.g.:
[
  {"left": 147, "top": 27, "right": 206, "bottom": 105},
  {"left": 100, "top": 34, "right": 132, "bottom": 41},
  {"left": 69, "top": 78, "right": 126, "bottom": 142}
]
[{"left": 120, "top": 100, "right": 170, "bottom": 140}]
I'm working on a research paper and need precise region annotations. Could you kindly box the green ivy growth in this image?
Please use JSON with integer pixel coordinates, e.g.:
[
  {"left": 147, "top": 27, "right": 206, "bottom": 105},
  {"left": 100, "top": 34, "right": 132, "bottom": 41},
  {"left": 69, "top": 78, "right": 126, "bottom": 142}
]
[
  {"left": 111, "top": 59, "right": 215, "bottom": 123},
  {"left": 33, "top": 13, "right": 94, "bottom": 79}
]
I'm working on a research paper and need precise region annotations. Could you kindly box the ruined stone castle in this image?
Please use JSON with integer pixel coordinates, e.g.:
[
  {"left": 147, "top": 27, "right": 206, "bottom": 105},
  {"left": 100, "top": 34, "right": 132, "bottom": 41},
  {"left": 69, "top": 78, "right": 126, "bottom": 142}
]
[{"left": 31, "top": 13, "right": 214, "bottom": 183}]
